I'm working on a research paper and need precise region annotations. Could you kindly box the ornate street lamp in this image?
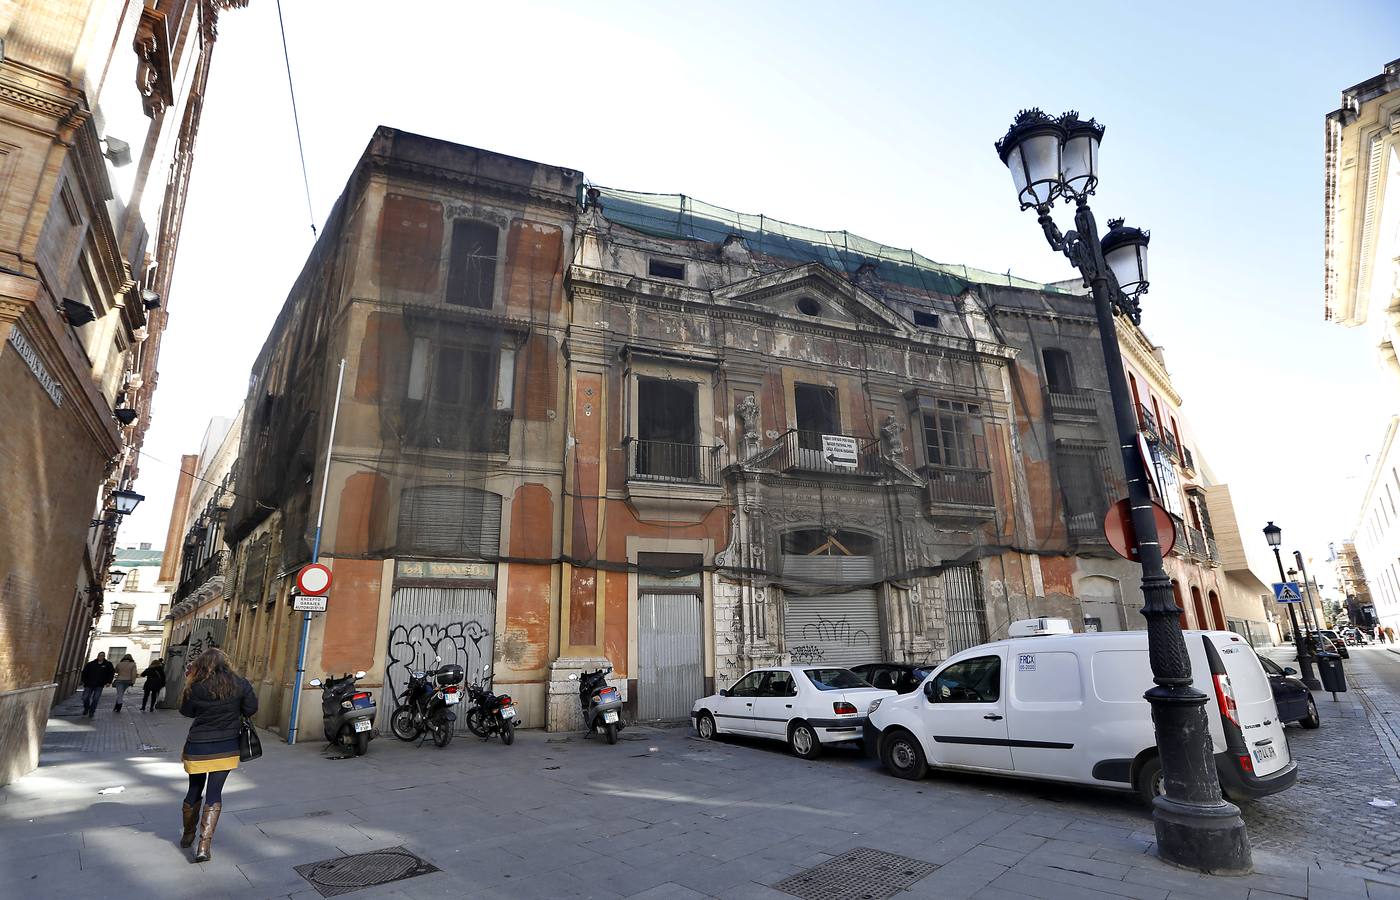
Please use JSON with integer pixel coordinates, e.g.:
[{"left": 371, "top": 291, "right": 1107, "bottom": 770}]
[
  {"left": 111, "top": 489, "right": 145, "bottom": 516},
  {"left": 1263, "top": 523, "right": 1320, "bottom": 688},
  {"left": 996, "top": 109, "right": 1250, "bottom": 874}
]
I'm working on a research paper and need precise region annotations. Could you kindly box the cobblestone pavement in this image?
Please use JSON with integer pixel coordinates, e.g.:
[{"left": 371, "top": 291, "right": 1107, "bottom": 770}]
[{"left": 5, "top": 660, "right": 1400, "bottom": 899}]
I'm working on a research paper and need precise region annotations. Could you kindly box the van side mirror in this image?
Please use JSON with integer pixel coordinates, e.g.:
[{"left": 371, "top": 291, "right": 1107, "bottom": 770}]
[
  {"left": 923, "top": 680, "right": 939, "bottom": 702},
  {"left": 719, "top": 689, "right": 730, "bottom": 697}
]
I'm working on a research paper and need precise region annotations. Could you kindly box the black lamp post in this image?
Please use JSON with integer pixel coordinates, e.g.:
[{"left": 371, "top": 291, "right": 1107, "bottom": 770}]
[
  {"left": 1265, "top": 522, "right": 1320, "bottom": 689},
  {"left": 996, "top": 109, "right": 1250, "bottom": 874}
]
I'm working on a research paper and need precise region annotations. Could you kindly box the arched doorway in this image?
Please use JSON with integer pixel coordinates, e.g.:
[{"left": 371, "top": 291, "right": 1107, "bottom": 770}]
[
  {"left": 1190, "top": 585, "right": 1208, "bottom": 631},
  {"left": 1208, "top": 590, "right": 1226, "bottom": 631},
  {"left": 1172, "top": 581, "right": 1188, "bottom": 629}
]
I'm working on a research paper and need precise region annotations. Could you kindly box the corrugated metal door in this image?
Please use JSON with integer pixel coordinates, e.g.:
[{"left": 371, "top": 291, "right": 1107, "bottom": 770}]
[
  {"left": 637, "top": 592, "right": 703, "bottom": 721},
  {"left": 782, "top": 554, "right": 881, "bottom": 668},
  {"left": 385, "top": 587, "right": 495, "bottom": 733},
  {"left": 943, "top": 564, "right": 988, "bottom": 655}
]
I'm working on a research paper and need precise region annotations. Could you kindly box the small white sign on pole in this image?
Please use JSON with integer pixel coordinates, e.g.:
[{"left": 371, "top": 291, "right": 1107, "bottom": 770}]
[{"left": 293, "top": 594, "right": 327, "bottom": 612}]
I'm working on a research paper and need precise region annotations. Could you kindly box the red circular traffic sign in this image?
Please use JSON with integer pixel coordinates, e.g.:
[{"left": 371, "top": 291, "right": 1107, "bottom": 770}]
[
  {"left": 1103, "top": 499, "right": 1176, "bottom": 562},
  {"left": 296, "top": 563, "right": 332, "bottom": 596}
]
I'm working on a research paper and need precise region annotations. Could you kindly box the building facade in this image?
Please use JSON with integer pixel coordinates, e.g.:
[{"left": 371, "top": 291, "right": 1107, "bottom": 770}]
[
  {"left": 90, "top": 545, "right": 168, "bottom": 669},
  {"left": 1336, "top": 539, "right": 1377, "bottom": 630},
  {"left": 0, "top": 0, "right": 244, "bottom": 785},
  {"left": 219, "top": 129, "right": 1271, "bottom": 738},
  {"left": 1351, "top": 418, "right": 1400, "bottom": 633}
]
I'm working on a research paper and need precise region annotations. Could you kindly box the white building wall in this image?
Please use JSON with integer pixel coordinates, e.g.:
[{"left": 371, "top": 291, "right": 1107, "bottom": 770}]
[
  {"left": 1353, "top": 418, "right": 1400, "bottom": 633},
  {"left": 90, "top": 558, "right": 170, "bottom": 669}
]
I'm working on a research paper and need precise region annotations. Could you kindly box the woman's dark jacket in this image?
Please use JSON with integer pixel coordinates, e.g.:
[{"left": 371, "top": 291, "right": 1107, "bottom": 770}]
[
  {"left": 180, "top": 677, "right": 258, "bottom": 742},
  {"left": 140, "top": 664, "right": 165, "bottom": 690}
]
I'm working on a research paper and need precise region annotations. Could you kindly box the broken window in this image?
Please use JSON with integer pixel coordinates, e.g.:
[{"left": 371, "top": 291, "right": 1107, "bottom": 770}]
[
  {"left": 403, "top": 334, "right": 513, "bottom": 453},
  {"left": 446, "top": 220, "right": 499, "bottom": 309},
  {"left": 1042, "top": 348, "right": 1075, "bottom": 394},
  {"left": 913, "top": 310, "right": 940, "bottom": 329},
  {"left": 922, "top": 399, "right": 987, "bottom": 470},
  {"left": 1058, "top": 445, "right": 1112, "bottom": 537},
  {"left": 635, "top": 378, "right": 699, "bottom": 479},
  {"left": 794, "top": 383, "right": 840, "bottom": 450},
  {"left": 648, "top": 258, "right": 685, "bottom": 281}
]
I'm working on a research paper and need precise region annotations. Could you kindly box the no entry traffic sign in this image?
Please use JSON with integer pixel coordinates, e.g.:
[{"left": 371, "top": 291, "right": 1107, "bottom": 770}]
[{"left": 296, "top": 563, "right": 332, "bottom": 596}]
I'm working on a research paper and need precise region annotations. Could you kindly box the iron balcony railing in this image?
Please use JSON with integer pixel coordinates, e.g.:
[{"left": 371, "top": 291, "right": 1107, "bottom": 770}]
[
  {"left": 403, "top": 405, "right": 512, "bottom": 454},
  {"left": 775, "top": 429, "right": 883, "bottom": 476},
  {"left": 1187, "top": 526, "right": 1207, "bottom": 559},
  {"left": 1137, "top": 404, "right": 1159, "bottom": 441},
  {"left": 1206, "top": 536, "right": 1221, "bottom": 564},
  {"left": 175, "top": 549, "right": 229, "bottom": 604},
  {"left": 1046, "top": 388, "right": 1097, "bottom": 420},
  {"left": 1181, "top": 446, "right": 1196, "bottom": 473},
  {"left": 925, "top": 464, "right": 995, "bottom": 507},
  {"left": 1169, "top": 514, "right": 1188, "bottom": 557},
  {"left": 1161, "top": 430, "right": 1179, "bottom": 460},
  {"left": 1066, "top": 511, "right": 1106, "bottom": 540},
  {"left": 625, "top": 439, "right": 721, "bottom": 485}
]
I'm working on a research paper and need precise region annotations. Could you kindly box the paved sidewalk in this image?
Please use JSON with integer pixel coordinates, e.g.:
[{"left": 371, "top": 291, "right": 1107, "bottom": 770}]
[{"left": 3, "top": 672, "right": 1400, "bottom": 899}]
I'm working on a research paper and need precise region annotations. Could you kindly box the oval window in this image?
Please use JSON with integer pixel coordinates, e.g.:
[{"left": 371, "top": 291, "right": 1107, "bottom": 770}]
[{"left": 796, "top": 297, "right": 821, "bottom": 317}]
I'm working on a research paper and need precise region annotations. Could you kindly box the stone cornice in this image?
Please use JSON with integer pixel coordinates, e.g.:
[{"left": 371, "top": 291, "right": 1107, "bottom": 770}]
[
  {"left": 0, "top": 61, "right": 84, "bottom": 126},
  {"left": 365, "top": 155, "right": 577, "bottom": 214},
  {"left": 1117, "top": 320, "right": 1181, "bottom": 406},
  {"left": 985, "top": 303, "right": 1097, "bottom": 329}
]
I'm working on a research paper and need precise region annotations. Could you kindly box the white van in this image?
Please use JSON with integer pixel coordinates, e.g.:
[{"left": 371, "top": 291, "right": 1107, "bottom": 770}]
[{"left": 864, "top": 620, "right": 1297, "bottom": 803}]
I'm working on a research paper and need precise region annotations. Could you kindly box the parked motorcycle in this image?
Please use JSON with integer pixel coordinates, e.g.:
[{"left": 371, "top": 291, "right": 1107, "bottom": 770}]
[
  {"left": 390, "top": 657, "right": 464, "bottom": 748},
  {"left": 569, "top": 666, "right": 624, "bottom": 744},
  {"left": 464, "top": 665, "right": 517, "bottom": 745},
  {"left": 309, "top": 670, "right": 377, "bottom": 756}
]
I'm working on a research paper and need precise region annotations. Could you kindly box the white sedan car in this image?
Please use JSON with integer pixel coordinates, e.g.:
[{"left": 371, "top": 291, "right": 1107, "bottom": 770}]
[{"left": 691, "top": 666, "right": 897, "bottom": 759}]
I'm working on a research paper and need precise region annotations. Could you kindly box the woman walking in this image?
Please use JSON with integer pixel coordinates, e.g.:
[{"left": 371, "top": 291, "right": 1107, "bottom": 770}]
[
  {"left": 139, "top": 658, "right": 165, "bottom": 711},
  {"left": 112, "top": 654, "right": 138, "bottom": 712},
  {"left": 179, "top": 648, "right": 257, "bottom": 862}
]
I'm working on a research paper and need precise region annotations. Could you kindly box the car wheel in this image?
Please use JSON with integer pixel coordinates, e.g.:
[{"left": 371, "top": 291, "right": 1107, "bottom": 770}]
[
  {"left": 696, "top": 712, "right": 717, "bottom": 740},
  {"left": 789, "top": 722, "right": 821, "bottom": 760},
  {"left": 880, "top": 730, "right": 927, "bottom": 780},
  {"left": 1136, "top": 755, "right": 1165, "bottom": 806},
  {"left": 1299, "top": 695, "right": 1321, "bottom": 729}
]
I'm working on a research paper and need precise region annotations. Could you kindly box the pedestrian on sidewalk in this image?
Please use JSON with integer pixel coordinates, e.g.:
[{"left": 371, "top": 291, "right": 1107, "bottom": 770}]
[
  {"left": 1388, "top": 626, "right": 1396, "bottom": 644},
  {"left": 112, "top": 654, "right": 137, "bottom": 712},
  {"left": 80, "top": 652, "right": 114, "bottom": 717},
  {"left": 139, "top": 658, "right": 165, "bottom": 711},
  {"left": 178, "top": 648, "right": 257, "bottom": 863}
]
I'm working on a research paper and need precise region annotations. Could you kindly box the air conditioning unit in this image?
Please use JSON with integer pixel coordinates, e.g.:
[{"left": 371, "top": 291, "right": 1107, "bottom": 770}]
[{"left": 1008, "top": 617, "right": 1074, "bottom": 638}]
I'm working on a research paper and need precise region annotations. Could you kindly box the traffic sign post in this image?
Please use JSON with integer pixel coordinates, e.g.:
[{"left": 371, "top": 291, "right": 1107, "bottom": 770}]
[
  {"left": 1272, "top": 582, "right": 1303, "bottom": 604},
  {"left": 293, "top": 595, "right": 327, "bottom": 612},
  {"left": 296, "top": 563, "right": 333, "bottom": 596},
  {"left": 1103, "top": 498, "right": 1176, "bottom": 562}
]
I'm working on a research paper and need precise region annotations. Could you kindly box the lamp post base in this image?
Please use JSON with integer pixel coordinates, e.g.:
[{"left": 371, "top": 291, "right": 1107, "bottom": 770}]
[{"left": 1153, "top": 795, "right": 1252, "bottom": 875}]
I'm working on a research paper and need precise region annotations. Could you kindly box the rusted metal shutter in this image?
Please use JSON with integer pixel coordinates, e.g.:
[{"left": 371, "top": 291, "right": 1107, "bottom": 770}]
[
  {"left": 637, "top": 592, "right": 704, "bottom": 721},
  {"left": 943, "top": 564, "right": 988, "bottom": 655},
  {"left": 384, "top": 587, "right": 495, "bottom": 733},
  {"left": 396, "top": 486, "right": 502, "bottom": 559}
]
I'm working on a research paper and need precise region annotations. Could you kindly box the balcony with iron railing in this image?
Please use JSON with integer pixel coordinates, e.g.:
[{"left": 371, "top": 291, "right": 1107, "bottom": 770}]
[
  {"left": 175, "top": 549, "right": 230, "bottom": 604},
  {"left": 774, "top": 430, "right": 884, "bottom": 477},
  {"left": 924, "top": 464, "right": 995, "bottom": 511},
  {"left": 1161, "top": 430, "right": 1179, "bottom": 460},
  {"left": 1206, "top": 536, "right": 1221, "bottom": 565},
  {"left": 1046, "top": 387, "right": 1098, "bottom": 422},
  {"left": 1066, "top": 510, "right": 1107, "bottom": 542},
  {"left": 1181, "top": 446, "right": 1196, "bottom": 474},
  {"left": 1137, "top": 404, "right": 1159, "bottom": 441},
  {"left": 403, "top": 405, "right": 512, "bottom": 454},
  {"left": 1186, "top": 526, "right": 1207, "bottom": 560},
  {"left": 625, "top": 439, "right": 721, "bottom": 486}
]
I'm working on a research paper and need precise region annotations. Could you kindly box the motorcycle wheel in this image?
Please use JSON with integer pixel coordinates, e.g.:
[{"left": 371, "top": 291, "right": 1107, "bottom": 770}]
[
  {"left": 353, "top": 730, "right": 370, "bottom": 756},
  {"left": 604, "top": 722, "right": 618, "bottom": 745},
  {"left": 432, "top": 717, "right": 453, "bottom": 747},
  {"left": 390, "top": 705, "right": 420, "bottom": 741},
  {"left": 465, "top": 708, "right": 488, "bottom": 738},
  {"left": 500, "top": 719, "right": 514, "bottom": 745}
]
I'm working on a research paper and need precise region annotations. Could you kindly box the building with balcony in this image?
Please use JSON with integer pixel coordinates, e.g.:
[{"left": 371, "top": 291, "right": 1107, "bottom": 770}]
[
  {"left": 1336, "top": 539, "right": 1377, "bottom": 629},
  {"left": 1350, "top": 417, "right": 1400, "bottom": 634},
  {"left": 90, "top": 545, "right": 169, "bottom": 669},
  {"left": 0, "top": 0, "right": 245, "bottom": 787}
]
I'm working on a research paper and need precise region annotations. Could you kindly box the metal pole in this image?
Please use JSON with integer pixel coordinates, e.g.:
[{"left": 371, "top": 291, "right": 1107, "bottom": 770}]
[
  {"left": 1294, "top": 552, "right": 1324, "bottom": 633},
  {"left": 1066, "top": 199, "right": 1249, "bottom": 874},
  {"left": 1273, "top": 547, "right": 1320, "bottom": 689},
  {"left": 287, "top": 358, "right": 346, "bottom": 744}
]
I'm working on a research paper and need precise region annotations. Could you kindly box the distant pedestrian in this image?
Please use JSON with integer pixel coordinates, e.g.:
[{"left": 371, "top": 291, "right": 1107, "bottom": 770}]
[
  {"left": 1376, "top": 625, "right": 1384, "bottom": 643},
  {"left": 1388, "top": 627, "right": 1396, "bottom": 644},
  {"left": 179, "top": 648, "right": 257, "bottom": 863},
  {"left": 139, "top": 659, "right": 166, "bottom": 711},
  {"left": 80, "top": 652, "right": 115, "bottom": 717},
  {"left": 111, "top": 654, "right": 137, "bottom": 712}
]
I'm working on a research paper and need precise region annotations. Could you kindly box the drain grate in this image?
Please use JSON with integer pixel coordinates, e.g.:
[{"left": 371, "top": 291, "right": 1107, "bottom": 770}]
[
  {"left": 294, "top": 846, "right": 439, "bottom": 897},
  {"left": 774, "top": 847, "right": 937, "bottom": 900}
]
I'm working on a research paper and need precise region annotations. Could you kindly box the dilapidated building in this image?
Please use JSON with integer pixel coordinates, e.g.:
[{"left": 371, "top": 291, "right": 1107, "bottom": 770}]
[{"left": 223, "top": 128, "right": 1165, "bottom": 737}]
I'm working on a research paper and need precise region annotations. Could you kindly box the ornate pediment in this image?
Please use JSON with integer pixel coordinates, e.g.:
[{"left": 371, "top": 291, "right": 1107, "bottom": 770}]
[{"left": 714, "top": 263, "right": 910, "bottom": 333}]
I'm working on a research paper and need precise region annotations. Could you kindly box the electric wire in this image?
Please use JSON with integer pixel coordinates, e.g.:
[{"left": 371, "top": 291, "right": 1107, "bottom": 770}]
[{"left": 275, "top": 0, "right": 316, "bottom": 236}]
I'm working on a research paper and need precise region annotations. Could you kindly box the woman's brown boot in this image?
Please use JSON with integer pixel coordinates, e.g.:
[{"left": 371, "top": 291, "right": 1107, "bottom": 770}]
[
  {"left": 180, "top": 802, "right": 200, "bottom": 848},
  {"left": 194, "top": 802, "right": 221, "bottom": 862}
]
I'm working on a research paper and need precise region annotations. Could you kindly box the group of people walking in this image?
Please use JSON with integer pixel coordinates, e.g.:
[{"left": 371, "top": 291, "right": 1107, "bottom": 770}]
[
  {"left": 78, "top": 647, "right": 258, "bottom": 863},
  {"left": 79, "top": 651, "right": 167, "bottom": 715}
]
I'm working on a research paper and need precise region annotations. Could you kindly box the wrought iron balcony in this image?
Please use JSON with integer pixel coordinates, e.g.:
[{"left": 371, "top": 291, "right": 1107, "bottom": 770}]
[
  {"left": 1137, "top": 404, "right": 1159, "bottom": 441},
  {"left": 1161, "top": 430, "right": 1179, "bottom": 460},
  {"left": 1186, "top": 526, "right": 1207, "bottom": 560},
  {"left": 1066, "top": 511, "right": 1106, "bottom": 541},
  {"left": 775, "top": 430, "right": 883, "bottom": 477},
  {"left": 625, "top": 439, "right": 721, "bottom": 485},
  {"left": 924, "top": 464, "right": 994, "bottom": 508},
  {"left": 1181, "top": 446, "right": 1196, "bottom": 474},
  {"left": 1206, "top": 536, "right": 1221, "bottom": 565},
  {"left": 403, "top": 404, "right": 512, "bottom": 454},
  {"left": 175, "top": 549, "right": 229, "bottom": 604},
  {"left": 1046, "top": 388, "right": 1097, "bottom": 421}
]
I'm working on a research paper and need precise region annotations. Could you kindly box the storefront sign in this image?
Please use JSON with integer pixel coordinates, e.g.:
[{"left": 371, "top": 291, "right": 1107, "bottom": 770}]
[
  {"left": 395, "top": 560, "right": 495, "bottom": 580},
  {"left": 7, "top": 327, "right": 63, "bottom": 407}
]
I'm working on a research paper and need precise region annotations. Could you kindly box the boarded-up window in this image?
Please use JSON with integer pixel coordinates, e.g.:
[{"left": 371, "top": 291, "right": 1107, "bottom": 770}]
[
  {"left": 516, "top": 333, "right": 557, "bottom": 421},
  {"left": 446, "top": 220, "right": 498, "bottom": 309},
  {"left": 397, "top": 486, "right": 502, "bottom": 559},
  {"left": 505, "top": 219, "right": 563, "bottom": 311},
  {"left": 377, "top": 195, "right": 443, "bottom": 294},
  {"left": 240, "top": 536, "right": 270, "bottom": 605}
]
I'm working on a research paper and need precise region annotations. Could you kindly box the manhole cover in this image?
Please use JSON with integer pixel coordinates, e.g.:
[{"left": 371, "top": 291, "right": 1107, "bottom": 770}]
[
  {"left": 294, "top": 846, "right": 439, "bottom": 897},
  {"left": 774, "top": 847, "right": 937, "bottom": 900}
]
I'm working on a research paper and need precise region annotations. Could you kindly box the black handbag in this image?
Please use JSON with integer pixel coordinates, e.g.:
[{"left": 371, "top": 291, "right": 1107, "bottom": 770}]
[{"left": 238, "top": 718, "right": 263, "bottom": 762}]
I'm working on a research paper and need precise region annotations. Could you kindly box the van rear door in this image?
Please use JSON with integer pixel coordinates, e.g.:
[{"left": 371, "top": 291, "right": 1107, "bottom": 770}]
[{"left": 1204, "top": 633, "right": 1290, "bottom": 777}]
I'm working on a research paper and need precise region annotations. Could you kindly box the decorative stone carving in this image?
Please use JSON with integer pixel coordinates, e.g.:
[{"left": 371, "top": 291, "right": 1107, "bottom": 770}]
[
  {"left": 134, "top": 8, "right": 174, "bottom": 118},
  {"left": 736, "top": 394, "right": 761, "bottom": 460},
  {"left": 880, "top": 414, "right": 905, "bottom": 458}
]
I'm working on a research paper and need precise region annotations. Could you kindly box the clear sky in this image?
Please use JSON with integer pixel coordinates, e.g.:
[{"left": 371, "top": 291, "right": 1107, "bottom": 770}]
[{"left": 120, "top": 1, "right": 1400, "bottom": 587}]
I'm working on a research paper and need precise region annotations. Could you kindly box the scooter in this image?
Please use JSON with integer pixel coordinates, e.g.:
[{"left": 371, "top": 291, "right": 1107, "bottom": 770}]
[
  {"left": 464, "top": 665, "right": 517, "bottom": 745},
  {"left": 390, "top": 657, "right": 463, "bottom": 748},
  {"left": 309, "top": 670, "right": 377, "bottom": 756},
  {"left": 570, "top": 666, "right": 624, "bottom": 744}
]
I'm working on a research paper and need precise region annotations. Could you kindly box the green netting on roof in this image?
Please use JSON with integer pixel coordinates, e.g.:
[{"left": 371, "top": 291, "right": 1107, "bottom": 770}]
[{"left": 593, "top": 187, "right": 1068, "bottom": 298}]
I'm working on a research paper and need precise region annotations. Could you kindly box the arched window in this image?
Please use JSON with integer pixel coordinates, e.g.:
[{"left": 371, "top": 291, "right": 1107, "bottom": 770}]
[
  {"left": 1042, "top": 348, "right": 1075, "bottom": 395},
  {"left": 1208, "top": 590, "right": 1225, "bottom": 630},
  {"left": 1172, "top": 580, "right": 1187, "bottom": 629},
  {"left": 1190, "top": 585, "right": 1208, "bottom": 631}
]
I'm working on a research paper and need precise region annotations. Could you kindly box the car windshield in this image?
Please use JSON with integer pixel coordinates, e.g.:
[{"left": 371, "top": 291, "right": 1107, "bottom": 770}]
[{"left": 803, "top": 668, "right": 869, "bottom": 690}]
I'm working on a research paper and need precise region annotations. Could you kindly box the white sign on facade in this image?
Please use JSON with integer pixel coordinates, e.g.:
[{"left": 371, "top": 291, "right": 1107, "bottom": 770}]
[
  {"left": 7, "top": 326, "right": 63, "bottom": 406},
  {"left": 293, "top": 594, "right": 328, "bottom": 612},
  {"left": 821, "top": 434, "right": 859, "bottom": 468}
]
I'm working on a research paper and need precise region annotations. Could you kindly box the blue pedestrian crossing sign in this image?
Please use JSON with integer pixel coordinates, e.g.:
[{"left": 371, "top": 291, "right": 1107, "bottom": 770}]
[{"left": 1273, "top": 582, "right": 1303, "bottom": 604}]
